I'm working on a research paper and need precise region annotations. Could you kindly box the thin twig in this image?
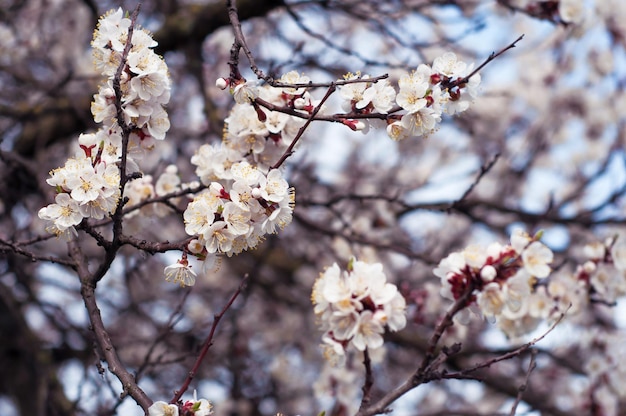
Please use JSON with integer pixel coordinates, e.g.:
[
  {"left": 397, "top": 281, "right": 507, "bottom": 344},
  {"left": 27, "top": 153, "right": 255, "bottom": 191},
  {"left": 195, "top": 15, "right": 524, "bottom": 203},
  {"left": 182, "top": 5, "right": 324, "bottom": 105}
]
[
  {"left": 93, "top": 4, "right": 142, "bottom": 284},
  {"left": 418, "top": 286, "right": 474, "bottom": 376},
  {"left": 356, "top": 310, "right": 566, "bottom": 416},
  {"left": 446, "top": 311, "right": 566, "bottom": 377},
  {"left": 135, "top": 290, "right": 193, "bottom": 381},
  {"left": 509, "top": 349, "right": 537, "bottom": 416},
  {"left": 443, "top": 35, "right": 524, "bottom": 90},
  {"left": 170, "top": 275, "right": 249, "bottom": 404},
  {"left": 271, "top": 83, "right": 337, "bottom": 169},
  {"left": 354, "top": 288, "right": 474, "bottom": 416},
  {"left": 226, "top": 0, "right": 269, "bottom": 81},
  {"left": 451, "top": 153, "right": 500, "bottom": 209},
  {"left": 0, "top": 237, "right": 76, "bottom": 267}
]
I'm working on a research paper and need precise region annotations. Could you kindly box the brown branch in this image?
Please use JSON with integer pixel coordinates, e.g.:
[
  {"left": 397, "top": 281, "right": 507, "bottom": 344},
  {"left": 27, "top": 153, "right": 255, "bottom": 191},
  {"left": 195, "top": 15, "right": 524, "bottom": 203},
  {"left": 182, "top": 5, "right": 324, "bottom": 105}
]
[
  {"left": 357, "top": 309, "right": 565, "bottom": 416},
  {"left": 450, "top": 152, "right": 500, "bottom": 209},
  {"left": 119, "top": 235, "right": 195, "bottom": 255},
  {"left": 170, "top": 274, "right": 249, "bottom": 404},
  {"left": 509, "top": 349, "right": 537, "bottom": 416},
  {"left": 227, "top": 0, "right": 269, "bottom": 81},
  {"left": 93, "top": 4, "right": 141, "bottom": 284},
  {"left": 271, "top": 83, "right": 337, "bottom": 169},
  {"left": 359, "top": 348, "right": 374, "bottom": 411},
  {"left": 135, "top": 291, "right": 193, "bottom": 382},
  {"left": 355, "top": 288, "right": 474, "bottom": 416},
  {"left": 294, "top": 211, "right": 435, "bottom": 264},
  {"left": 0, "top": 237, "right": 75, "bottom": 267},
  {"left": 446, "top": 311, "right": 566, "bottom": 377},
  {"left": 255, "top": 95, "right": 397, "bottom": 122},
  {"left": 69, "top": 240, "right": 153, "bottom": 411},
  {"left": 263, "top": 73, "right": 391, "bottom": 91},
  {"left": 443, "top": 35, "right": 525, "bottom": 90},
  {"left": 417, "top": 288, "right": 474, "bottom": 376}
]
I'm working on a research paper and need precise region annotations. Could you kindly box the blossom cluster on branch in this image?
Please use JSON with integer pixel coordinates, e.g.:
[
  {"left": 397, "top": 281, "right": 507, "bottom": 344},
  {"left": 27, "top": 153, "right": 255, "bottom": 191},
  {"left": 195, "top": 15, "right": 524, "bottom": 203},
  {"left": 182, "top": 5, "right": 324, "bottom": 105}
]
[
  {"left": 434, "top": 230, "right": 556, "bottom": 338},
  {"left": 312, "top": 258, "right": 407, "bottom": 360},
  {"left": 339, "top": 52, "right": 481, "bottom": 140},
  {"left": 183, "top": 161, "right": 295, "bottom": 259},
  {"left": 215, "top": 70, "right": 316, "bottom": 168},
  {"left": 149, "top": 392, "right": 213, "bottom": 416},
  {"left": 38, "top": 8, "right": 171, "bottom": 237}
]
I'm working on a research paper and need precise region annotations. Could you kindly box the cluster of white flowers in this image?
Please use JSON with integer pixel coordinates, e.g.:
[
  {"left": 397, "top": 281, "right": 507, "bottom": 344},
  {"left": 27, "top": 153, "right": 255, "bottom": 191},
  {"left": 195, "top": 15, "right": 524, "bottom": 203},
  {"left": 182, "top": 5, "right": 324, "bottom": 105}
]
[
  {"left": 338, "top": 72, "right": 396, "bottom": 114},
  {"left": 215, "top": 70, "right": 314, "bottom": 171},
  {"left": 434, "top": 230, "right": 554, "bottom": 335},
  {"left": 183, "top": 161, "right": 294, "bottom": 259},
  {"left": 148, "top": 393, "right": 213, "bottom": 416},
  {"left": 165, "top": 73, "right": 303, "bottom": 286},
  {"left": 38, "top": 154, "right": 122, "bottom": 236},
  {"left": 38, "top": 8, "right": 171, "bottom": 237},
  {"left": 576, "top": 238, "right": 626, "bottom": 304},
  {"left": 312, "top": 259, "right": 407, "bottom": 359},
  {"left": 91, "top": 8, "right": 171, "bottom": 145},
  {"left": 580, "top": 328, "right": 626, "bottom": 415},
  {"left": 338, "top": 52, "right": 481, "bottom": 140},
  {"left": 479, "top": 236, "right": 626, "bottom": 338},
  {"left": 125, "top": 164, "right": 193, "bottom": 219}
]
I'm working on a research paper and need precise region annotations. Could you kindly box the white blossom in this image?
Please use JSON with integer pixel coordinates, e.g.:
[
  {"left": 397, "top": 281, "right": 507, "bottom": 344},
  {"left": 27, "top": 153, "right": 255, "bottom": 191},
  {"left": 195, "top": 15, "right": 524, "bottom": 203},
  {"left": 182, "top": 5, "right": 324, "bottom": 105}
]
[
  {"left": 164, "top": 256, "right": 197, "bottom": 287},
  {"left": 312, "top": 259, "right": 407, "bottom": 356},
  {"left": 148, "top": 401, "right": 179, "bottom": 416}
]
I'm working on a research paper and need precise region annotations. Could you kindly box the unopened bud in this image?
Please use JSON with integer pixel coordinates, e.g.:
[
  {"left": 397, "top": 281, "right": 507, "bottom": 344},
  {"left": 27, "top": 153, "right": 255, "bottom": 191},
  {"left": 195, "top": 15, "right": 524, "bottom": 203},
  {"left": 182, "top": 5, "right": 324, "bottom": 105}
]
[
  {"left": 293, "top": 97, "right": 307, "bottom": 109},
  {"left": 343, "top": 119, "right": 365, "bottom": 131},
  {"left": 582, "top": 260, "right": 597, "bottom": 274},
  {"left": 480, "top": 265, "right": 497, "bottom": 282},
  {"left": 188, "top": 239, "right": 204, "bottom": 254},
  {"left": 216, "top": 77, "right": 229, "bottom": 90}
]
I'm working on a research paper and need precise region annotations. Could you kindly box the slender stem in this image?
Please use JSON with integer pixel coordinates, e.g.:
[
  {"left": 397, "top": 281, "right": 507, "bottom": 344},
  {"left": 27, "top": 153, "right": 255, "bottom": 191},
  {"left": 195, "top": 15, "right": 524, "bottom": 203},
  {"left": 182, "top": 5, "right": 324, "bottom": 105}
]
[
  {"left": 113, "top": 6, "right": 141, "bottom": 195},
  {"left": 355, "top": 288, "right": 473, "bottom": 416},
  {"left": 443, "top": 34, "right": 524, "bottom": 90},
  {"left": 358, "top": 348, "right": 374, "bottom": 411},
  {"left": 418, "top": 286, "right": 473, "bottom": 375},
  {"left": 271, "top": 83, "right": 336, "bottom": 169},
  {"left": 509, "top": 349, "right": 537, "bottom": 416},
  {"left": 226, "top": 0, "right": 268, "bottom": 81},
  {"left": 170, "top": 275, "right": 248, "bottom": 403}
]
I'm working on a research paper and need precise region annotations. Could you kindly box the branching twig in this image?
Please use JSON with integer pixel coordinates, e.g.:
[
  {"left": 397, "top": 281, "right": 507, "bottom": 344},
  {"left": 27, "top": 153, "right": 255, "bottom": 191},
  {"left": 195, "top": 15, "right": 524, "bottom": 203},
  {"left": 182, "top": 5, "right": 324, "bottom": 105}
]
[
  {"left": 93, "top": 3, "right": 142, "bottom": 285},
  {"left": 354, "top": 288, "right": 473, "bottom": 416},
  {"left": 446, "top": 311, "right": 566, "bottom": 377},
  {"left": 271, "top": 83, "right": 337, "bottom": 169},
  {"left": 0, "top": 237, "right": 75, "bottom": 267},
  {"left": 119, "top": 235, "right": 196, "bottom": 255},
  {"left": 226, "top": 0, "right": 269, "bottom": 82}
]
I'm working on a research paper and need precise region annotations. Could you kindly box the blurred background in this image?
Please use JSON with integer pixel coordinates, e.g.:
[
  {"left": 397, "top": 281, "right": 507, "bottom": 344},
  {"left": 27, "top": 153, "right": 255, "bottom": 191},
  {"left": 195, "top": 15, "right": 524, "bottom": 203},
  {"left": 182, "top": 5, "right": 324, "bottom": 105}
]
[{"left": 1, "top": 0, "right": 626, "bottom": 415}]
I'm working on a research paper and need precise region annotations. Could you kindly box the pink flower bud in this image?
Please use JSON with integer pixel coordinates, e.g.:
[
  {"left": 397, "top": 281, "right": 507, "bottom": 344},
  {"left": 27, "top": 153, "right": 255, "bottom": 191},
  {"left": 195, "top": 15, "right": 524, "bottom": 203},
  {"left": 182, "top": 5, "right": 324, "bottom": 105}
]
[{"left": 343, "top": 119, "right": 365, "bottom": 131}]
